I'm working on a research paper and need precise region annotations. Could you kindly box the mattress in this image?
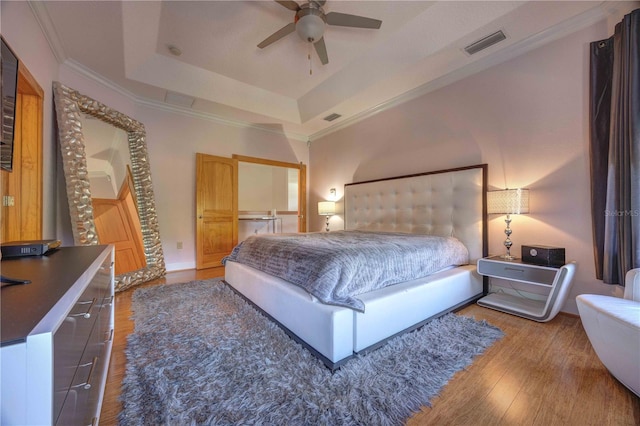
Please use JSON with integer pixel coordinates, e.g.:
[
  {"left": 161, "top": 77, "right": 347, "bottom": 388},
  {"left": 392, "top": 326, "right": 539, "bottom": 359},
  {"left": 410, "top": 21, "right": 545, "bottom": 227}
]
[{"left": 223, "top": 230, "right": 469, "bottom": 311}]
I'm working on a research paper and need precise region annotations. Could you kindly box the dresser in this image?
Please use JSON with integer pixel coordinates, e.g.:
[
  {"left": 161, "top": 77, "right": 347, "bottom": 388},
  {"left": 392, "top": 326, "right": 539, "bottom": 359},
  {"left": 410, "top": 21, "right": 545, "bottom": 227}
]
[{"left": 1, "top": 245, "right": 114, "bottom": 425}]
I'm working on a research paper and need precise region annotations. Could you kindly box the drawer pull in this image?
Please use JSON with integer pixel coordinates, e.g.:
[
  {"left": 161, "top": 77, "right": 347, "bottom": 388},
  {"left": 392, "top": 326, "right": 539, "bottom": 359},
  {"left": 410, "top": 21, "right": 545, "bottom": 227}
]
[
  {"left": 72, "top": 356, "right": 98, "bottom": 390},
  {"left": 70, "top": 297, "right": 97, "bottom": 319},
  {"left": 100, "top": 260, "right": 114, "bottom": 269},
  {"left": 505, "top": 267, "right": 525, "bottom": 273},
  {"left": 102, "top": 295, "right": 114, "bottom": 307},
  {"left": 105, "top": 328, "right": 114, "bottom": 343}
]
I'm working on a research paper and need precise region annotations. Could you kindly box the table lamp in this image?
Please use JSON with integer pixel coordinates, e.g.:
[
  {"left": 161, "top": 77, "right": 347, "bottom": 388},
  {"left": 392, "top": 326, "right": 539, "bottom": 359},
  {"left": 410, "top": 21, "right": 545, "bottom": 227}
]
[
  {"left": 318, "top": 201, "right": 336, "bottom": 232},
  {"left": 487, "top": 188, "right": 529, "bottom": 259}
]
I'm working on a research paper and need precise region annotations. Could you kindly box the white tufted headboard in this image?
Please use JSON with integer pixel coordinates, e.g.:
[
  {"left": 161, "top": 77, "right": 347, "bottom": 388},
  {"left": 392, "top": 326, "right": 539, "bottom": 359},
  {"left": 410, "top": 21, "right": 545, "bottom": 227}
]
[{"left": 344, "top": 164, "right": 487, "bottom": 262}]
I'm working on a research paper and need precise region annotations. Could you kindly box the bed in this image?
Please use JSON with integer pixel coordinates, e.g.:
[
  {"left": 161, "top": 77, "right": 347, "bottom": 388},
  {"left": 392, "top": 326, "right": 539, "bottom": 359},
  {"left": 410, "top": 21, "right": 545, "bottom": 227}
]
[{"left": 223, "top": 164, "right": 487, "bottom": 369}]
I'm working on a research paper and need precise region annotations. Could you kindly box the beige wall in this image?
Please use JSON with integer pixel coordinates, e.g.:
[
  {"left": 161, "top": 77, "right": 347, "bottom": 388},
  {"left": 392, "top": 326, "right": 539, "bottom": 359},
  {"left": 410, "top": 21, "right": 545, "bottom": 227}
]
[{"left": 309, "top": 12, "right": 636, "bottom": 314}]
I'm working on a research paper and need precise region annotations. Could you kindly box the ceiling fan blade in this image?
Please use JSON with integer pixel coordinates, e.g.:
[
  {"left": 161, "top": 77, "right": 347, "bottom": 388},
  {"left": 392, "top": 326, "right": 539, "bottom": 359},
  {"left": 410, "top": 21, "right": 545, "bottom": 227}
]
[
  {"left": 325, "top": 12, "right": 382, "bottom": 29},
  {"left": 314, "top": 37, "right": 329, "bottom": 65},
  {"left": 257, "top": 22, "right": 296, "bottom": 49},
  {"left": 275, "top": 1, "right": 300, "bottom": 12}
]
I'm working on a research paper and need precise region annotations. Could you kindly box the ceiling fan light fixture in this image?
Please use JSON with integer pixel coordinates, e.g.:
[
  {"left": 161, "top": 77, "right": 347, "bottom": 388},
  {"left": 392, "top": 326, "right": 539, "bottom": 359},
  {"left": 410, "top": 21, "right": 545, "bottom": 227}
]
[
  {"left": 258, "top": 0, "right": 382, "bottom": 68},
  {"left": 296, "top": 13, "right": 325, "bottom": 42}
]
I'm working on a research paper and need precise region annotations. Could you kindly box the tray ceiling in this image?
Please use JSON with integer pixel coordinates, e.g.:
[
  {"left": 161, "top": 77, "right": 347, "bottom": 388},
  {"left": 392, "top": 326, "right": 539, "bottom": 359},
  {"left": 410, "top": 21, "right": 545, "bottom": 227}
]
[{"left": 33, "top": 1, "right": 618, "bottom": 140}]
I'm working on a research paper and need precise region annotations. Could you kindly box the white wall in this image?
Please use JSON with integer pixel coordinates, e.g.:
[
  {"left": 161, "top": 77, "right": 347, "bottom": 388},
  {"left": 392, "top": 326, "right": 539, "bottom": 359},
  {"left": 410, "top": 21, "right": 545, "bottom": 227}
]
[
  {"left": 309, "top": 11, "right": 636, "bottom": 314},
  {"left": 239, "top": 163, "right": 274, "bottom": 211},
  {"left": 136, "top": 105, "right": 308, "bottom": 271},
  {"left": 2, "top": 1, "right": 309, "bottom": 272},
  {"left": 4, "top": 1, "right": 634, "bottom": 312},
  {"left": 54, "top": 67, "right": 309, "bottom": 271},
  {"left": 238, "top": 162, "right": 295, "bottom": 213}
]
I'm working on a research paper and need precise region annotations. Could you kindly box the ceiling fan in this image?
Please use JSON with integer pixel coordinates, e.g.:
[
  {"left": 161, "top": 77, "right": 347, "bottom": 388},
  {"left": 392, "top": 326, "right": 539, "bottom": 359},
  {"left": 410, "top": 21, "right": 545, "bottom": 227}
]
[{"left": 257, "top": 0, "right": 382, "bottom": 65}]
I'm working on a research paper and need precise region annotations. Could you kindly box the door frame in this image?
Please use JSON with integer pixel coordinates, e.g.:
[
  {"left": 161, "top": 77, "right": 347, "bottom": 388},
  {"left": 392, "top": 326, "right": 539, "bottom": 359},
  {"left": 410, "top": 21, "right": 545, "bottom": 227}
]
[{"left": 232, "top": 154, "right": 307, "bottom": 232}]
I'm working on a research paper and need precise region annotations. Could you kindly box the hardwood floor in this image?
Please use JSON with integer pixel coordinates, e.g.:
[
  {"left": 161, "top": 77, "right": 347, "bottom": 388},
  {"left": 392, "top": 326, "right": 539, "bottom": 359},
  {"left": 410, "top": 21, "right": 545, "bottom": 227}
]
[{"left": 100, "top": 268, "right": 639, "bottom": 425}]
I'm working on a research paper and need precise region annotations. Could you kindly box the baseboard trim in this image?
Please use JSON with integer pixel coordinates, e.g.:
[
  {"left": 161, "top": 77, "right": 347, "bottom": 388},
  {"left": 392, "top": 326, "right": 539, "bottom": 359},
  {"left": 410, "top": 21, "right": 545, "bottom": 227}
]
[{"left": 165, "top": 261, "right": 196, "bottom": 272}]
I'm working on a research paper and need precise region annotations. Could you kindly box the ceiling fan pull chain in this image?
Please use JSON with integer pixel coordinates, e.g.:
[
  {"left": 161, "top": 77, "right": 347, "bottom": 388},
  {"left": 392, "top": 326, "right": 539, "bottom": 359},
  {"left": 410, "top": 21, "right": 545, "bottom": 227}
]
[{"left": 308, "top": 42, "right": 313, "bottom": 75}]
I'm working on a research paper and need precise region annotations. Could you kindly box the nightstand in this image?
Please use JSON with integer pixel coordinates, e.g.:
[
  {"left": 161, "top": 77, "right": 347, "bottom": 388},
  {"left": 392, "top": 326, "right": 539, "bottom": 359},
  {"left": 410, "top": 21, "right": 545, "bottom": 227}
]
[{"left": 476, "top": 256, "right": 577, "bottom": 322}]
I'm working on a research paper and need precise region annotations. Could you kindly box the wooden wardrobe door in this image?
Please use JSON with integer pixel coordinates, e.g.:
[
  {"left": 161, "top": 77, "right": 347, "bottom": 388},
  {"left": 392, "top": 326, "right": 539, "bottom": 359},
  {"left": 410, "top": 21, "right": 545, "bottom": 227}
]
[
  {"left": 195, "top": 153, "right": 238, "bottom": 269},
  {"left": 1, "top": 62, "right": 43, "bottom": 242}
]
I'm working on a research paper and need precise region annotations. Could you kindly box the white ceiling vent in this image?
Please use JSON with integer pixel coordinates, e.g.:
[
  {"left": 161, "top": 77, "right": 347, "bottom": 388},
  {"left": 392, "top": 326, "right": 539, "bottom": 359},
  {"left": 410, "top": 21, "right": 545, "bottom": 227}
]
[
  {"left": 165, "top": 91, "right": 195, "bottom": 108},
  {"left": 323, "top": 113, "right": 342, "bottom": 122},
  {"left": 464, "top": 30, "right": 507, "bottom": 55}
]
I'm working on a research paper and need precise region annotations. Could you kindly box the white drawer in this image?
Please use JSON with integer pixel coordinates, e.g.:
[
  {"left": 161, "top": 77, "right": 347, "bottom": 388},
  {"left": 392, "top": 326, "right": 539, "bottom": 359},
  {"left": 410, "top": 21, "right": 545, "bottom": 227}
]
[
  {"left": 0, "top": 245, "right": 114, "bottom": 426},
  {"left": 53, "top": 254, "right": 113, "bottom": 423},
  {"left": 477, "top": 258, "right": 557, "bottom": 285},
  {"left": 53, "top": 283, "right": 101, "bottom": 417}
]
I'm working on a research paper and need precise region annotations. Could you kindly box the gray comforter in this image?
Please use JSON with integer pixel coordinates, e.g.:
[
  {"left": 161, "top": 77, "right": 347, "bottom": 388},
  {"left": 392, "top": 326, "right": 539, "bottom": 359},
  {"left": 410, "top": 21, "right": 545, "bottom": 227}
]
[{"left": 223, "top": 230, "right": 469, "bottom": 312}]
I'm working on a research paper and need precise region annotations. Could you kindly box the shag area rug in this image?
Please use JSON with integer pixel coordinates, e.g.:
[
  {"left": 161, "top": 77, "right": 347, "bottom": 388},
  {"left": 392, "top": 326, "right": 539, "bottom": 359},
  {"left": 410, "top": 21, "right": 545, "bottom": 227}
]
[{"left": 119, "top": 279, "right": 503, "bottom": 425}]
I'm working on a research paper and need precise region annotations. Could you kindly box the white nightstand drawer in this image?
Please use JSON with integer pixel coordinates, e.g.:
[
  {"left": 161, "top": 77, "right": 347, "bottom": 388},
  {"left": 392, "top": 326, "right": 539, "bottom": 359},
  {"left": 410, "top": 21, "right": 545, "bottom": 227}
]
[
  {"left": 476, "top": 256, "right": 577, "bottom": 322},
  {"left": 477, "top": 257, "right": 557, "bottom": 285}
]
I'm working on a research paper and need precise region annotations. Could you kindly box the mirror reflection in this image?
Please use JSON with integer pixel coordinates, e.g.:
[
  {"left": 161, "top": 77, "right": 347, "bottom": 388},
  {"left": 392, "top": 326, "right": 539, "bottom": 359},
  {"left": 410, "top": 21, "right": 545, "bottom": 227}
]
[
  {"left": 82, "top": 113, "right": 147, "bottom": 275},
  {"left": 237, "top": 162, "right": 301, "bottom": 241},
  {"left": 238, "top": 162, "right": 298, "bottom": 212},
  {"left": 53, "top": 82, "right": 165, "bottom": 292}
]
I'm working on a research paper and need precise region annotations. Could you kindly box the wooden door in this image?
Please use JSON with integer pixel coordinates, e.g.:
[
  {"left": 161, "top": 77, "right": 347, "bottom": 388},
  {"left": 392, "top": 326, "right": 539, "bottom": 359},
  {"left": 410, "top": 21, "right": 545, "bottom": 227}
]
[
  {"left": 91, "top": 177, "right": 146, "bottom": 275},
  {"left": 1, "top": 62, "right": 43, "bottom": 242},
  {"left": 92, "top": 196, "right": 145, "bottom": 275},
  {"left": 196, "top": 153, "right": 238, "bottom": 269}
]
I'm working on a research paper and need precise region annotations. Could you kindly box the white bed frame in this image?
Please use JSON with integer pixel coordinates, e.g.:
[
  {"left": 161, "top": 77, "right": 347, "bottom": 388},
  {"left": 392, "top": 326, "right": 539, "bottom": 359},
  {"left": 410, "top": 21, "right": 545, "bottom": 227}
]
[{"left": 224, "top": 164, "right": 488, "bottom": 369}]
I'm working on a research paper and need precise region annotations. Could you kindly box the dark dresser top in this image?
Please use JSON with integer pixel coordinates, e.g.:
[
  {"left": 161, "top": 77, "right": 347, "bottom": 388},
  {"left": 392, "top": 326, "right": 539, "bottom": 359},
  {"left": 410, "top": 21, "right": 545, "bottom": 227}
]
[{"left": 1, "top": 245, "right": 109, "bottom": 347}]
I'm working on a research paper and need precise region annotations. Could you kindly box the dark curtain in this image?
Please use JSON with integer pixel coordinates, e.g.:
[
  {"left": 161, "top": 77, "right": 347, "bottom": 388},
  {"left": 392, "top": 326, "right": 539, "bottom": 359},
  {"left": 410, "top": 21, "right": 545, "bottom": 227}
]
[{"left": 589, "top": 8, "right": 640, "bottom": 285}]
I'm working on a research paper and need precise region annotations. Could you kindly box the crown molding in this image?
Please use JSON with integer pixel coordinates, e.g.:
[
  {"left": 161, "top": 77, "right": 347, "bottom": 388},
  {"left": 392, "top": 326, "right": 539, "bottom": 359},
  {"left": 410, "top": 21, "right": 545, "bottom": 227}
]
[
  {"left": 31, "top": 0, "right": 308, "bottom": 142},
  {"left": 64, "top": 59, "right": 141, "bottom": 103},
  {"left": 136, "top": 97, "right": 309, "bottom": 142},
  {"left": 28, "top": 0, "right": 67, "bottom": 63},
  {"left": 30, "top": 0, "right": 607, "bottom": 146},
  {"left": 308, "top": 4, "right": 607, "bottom": 142},
  {"left": 62, "top": 60, "right": 308, "bottom": 142}
]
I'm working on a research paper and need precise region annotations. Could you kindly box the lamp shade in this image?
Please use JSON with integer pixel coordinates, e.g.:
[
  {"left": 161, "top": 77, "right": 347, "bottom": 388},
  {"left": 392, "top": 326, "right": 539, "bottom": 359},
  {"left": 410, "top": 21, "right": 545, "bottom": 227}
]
[
  {"left": 318, "top": 201, "right": 336, "bottom": 216},
  {"left": 487, "top": 189, "right": 530, "bottom": 214}
]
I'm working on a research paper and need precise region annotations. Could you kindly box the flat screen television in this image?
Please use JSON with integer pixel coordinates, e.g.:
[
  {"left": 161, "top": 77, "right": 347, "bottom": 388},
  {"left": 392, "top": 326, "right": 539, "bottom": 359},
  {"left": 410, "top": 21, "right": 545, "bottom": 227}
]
[{"left": 1, "top": 36, "right": 19, "bottom": 172}]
